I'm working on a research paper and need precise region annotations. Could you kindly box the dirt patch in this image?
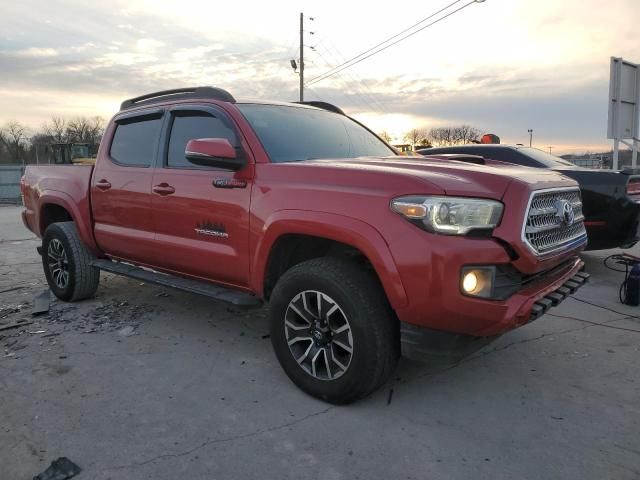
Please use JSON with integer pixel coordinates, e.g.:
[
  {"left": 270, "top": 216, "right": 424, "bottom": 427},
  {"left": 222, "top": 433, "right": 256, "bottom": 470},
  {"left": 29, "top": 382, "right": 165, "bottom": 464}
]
[{"left": 1, "top": 296, "right": 156, "bottom": 357}]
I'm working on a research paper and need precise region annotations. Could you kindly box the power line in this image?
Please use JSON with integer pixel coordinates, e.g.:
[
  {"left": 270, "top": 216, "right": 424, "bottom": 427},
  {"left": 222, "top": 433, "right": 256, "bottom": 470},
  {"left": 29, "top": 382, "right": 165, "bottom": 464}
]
[
  {"left": 311, "top": 45, "right": 384, "bottom": 114},
  {"left": 306, "top": 18, "right": 392, "bottom": 114},
  {"left": 308, "top": 23, "right": 391, "bottom": 114},
  {"left": 306, "top": 0, "right": 481, "bottom": 87},
  {"left": 305, "top": 52, "right": 374, "bottom": 113},
  {"left": 306, "top": 0, "right": 463, "bottom": 85},
  {"left": 317, "top": 39, "right": 391, "bottom": 114}
]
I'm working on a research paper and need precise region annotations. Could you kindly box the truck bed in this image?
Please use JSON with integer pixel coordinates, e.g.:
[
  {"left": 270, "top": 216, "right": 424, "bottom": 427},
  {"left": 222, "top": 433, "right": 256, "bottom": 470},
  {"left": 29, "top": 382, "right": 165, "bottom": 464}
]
[{"left": 21, "top": 164, "right": 94, "bottom": 238}]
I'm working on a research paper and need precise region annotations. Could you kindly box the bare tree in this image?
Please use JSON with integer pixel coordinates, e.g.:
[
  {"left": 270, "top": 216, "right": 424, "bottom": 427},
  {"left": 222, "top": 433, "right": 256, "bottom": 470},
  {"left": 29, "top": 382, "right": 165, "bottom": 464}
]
[
  {"left": 0, "top": 130, "right": 10, "bottom": 164},
  {"left": 1, "top": 121, "right": 29, "bottom": 163},
  {"left": 427, "top": 127, "right": 453, "bottom": 146},
  {"left": 378, "top": 131, "right": 392, "bottom": 143},
  {"left": 43, "top": 116, "right": 67, "bottom": 142},
  {"left": 403, "top": 128, "right": 427, "bottom": 148},
  {"left": 427, "top": 125, "right": 481, "bottom": 146},
  {"left": 86, "top": 116, "right": 105, "bottom": 146},
  {"left": 66, "top": 116, "right": 105, "bottom": 146},
  {"left": 4, "top": 121, "right": 28, "bottom": 145},
  {"left": 417, "top": 137, "right": 432, "bottom": 148},
  {"left": 66, "top": 117, "right": 90, "bottom": 143},
  {"left": 452, "top": 125, "right": 481, "bottom": 144}
]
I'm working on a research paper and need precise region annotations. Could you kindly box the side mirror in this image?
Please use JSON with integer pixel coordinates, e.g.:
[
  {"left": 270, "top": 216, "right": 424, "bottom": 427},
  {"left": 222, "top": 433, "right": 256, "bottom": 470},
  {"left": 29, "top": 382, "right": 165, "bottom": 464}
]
[{"left": 185, "top": 138, "right": 246, "bottom": 170}]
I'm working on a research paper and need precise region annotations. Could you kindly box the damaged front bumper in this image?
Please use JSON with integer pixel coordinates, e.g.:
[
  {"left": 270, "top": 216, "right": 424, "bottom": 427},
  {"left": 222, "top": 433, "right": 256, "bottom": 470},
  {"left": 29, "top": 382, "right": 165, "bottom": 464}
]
[
  {"left": 528, "top": 270, "right": 589, "bottom": 320},
  {"left": 400, "top": 259, "right": 589, "bottom": 363}
]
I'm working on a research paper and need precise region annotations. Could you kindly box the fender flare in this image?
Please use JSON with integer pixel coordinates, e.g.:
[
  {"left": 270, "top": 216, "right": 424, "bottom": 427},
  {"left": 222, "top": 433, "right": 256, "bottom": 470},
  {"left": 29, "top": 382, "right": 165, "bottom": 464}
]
[
  {"left": 38, "top": 191, "right": 101, "bottom": 255},
  {"left": 251, "top": 210, "right": 408, "bottom": 309}
]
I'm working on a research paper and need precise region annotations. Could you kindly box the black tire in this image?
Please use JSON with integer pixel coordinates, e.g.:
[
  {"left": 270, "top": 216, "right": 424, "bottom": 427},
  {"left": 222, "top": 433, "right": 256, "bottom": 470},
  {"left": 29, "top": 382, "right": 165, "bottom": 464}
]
[
  {"left": 42, "top": 222, "right": 100, "bottom": 302},
  {"left": 269, "top": 257, "right": 399, "bottom": 404}
]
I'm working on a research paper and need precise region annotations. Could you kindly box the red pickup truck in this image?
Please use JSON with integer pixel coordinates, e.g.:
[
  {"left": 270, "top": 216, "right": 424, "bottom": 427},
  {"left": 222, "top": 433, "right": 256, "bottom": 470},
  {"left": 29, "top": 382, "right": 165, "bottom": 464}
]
[{"left": 21, "top": 87, "right": 589, "bottom": 403}]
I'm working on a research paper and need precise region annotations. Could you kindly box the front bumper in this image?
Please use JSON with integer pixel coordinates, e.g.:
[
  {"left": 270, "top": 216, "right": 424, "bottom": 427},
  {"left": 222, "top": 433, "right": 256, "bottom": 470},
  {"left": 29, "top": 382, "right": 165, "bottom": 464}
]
[
  {"left": 391, "top": 221, "right": 587, "bottom": 336},
  {"left": 528, "top": 270, "right": 589, "bottom": 321},
  {"left": 400, "top": 266, "right": 589, "bottom": 362}
]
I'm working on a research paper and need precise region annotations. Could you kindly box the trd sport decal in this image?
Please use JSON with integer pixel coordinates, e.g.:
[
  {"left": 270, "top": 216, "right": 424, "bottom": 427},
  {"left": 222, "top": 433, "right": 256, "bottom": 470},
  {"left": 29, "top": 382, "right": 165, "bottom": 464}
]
[
  {"left": 213, "top": 178, "right": 247, "bottom": 189},
  {"left": 195, "top": 221, "right": 229, "bottom": 239}
]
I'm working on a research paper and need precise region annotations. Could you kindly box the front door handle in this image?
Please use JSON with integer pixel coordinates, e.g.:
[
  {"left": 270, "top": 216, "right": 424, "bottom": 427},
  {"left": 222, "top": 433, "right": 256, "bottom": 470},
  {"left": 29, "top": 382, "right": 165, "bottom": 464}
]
[
  {"left": 96, "top": 179, "right": 111, "bottom": 191},
  {"left": 152, "top": 183, "right": 175, "bottom": 196}
]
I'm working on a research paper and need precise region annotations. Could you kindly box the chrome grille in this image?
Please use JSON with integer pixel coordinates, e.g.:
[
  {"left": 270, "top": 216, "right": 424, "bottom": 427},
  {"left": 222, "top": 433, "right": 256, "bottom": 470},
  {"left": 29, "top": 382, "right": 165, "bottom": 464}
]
[{"left": 523, "top": 188, "right": 587, "bottom": 255}]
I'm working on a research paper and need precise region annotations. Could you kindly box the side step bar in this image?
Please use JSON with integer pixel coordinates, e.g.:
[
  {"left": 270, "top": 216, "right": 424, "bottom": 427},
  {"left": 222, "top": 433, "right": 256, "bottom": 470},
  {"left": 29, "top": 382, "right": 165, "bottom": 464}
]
[
  {"left": 529, "top": 271, "right": 590, "bottom": 321},
  {"left": 91, "top": 259, "right": 263, "bottom": 309}
]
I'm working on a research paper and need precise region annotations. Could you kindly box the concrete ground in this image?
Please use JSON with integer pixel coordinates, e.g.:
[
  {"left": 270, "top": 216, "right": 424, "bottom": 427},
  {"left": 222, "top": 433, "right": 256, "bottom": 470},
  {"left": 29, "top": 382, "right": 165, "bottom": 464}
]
[{"left": 1, "top": 204, "right": 638, "bottom": 480}]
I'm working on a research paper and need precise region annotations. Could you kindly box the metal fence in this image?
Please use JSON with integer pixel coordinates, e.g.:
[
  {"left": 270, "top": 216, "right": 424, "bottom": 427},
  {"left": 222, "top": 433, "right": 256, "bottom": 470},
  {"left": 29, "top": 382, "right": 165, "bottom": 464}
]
[{"left": 0, "top": 164, "right": 25, "bottom": 203}]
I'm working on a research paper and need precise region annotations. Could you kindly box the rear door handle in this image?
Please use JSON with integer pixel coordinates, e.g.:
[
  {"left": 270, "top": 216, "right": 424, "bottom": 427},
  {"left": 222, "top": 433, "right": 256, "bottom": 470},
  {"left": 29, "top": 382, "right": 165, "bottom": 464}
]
[
  {"left": 96, "top": 179, "right": 111, "bottom": 191},
  {"left": 152, "top": 183, "right": 175, "bottom": 196}
]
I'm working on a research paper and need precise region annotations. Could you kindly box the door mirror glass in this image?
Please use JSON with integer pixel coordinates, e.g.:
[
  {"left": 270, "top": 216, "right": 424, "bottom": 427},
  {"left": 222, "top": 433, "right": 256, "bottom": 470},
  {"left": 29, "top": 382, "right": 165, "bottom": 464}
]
[{"left": 185, "top": 138, "right": 245, "bottom": 170}]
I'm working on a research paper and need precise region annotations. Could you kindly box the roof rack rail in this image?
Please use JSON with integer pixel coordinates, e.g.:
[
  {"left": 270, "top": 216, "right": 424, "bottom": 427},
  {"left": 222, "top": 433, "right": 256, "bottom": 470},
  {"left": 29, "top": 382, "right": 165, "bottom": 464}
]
[
  {"left": 120, "top": 87, "right": 235, "bottom": 110},
  {"left": 295, "top": 101, "right": 345, "bottom": 115}
]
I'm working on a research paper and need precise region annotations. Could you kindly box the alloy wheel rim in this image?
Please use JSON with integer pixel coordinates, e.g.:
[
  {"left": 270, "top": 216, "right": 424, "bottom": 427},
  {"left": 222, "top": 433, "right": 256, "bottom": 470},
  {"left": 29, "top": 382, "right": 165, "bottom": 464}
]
[
  {"left": 47, "top": 238, "right": 69, "bottom": 289},
  {"left": 284, "top": 290, "right": 353, "bottom": 381}
]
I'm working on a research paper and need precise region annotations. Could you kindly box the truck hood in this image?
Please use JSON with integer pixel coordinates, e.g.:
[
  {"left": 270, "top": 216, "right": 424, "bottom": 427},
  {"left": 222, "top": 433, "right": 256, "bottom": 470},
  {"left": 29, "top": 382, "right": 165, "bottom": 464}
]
[{"left": 300, "top": 156, "right": 576, "bottom": 199}]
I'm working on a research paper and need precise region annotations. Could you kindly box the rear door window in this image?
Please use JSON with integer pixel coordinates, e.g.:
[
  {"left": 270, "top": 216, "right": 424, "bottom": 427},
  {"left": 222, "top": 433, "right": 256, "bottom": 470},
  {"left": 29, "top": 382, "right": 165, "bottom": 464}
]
[{"left": 110, "top": 116, "right": 162, "bottom": 167}]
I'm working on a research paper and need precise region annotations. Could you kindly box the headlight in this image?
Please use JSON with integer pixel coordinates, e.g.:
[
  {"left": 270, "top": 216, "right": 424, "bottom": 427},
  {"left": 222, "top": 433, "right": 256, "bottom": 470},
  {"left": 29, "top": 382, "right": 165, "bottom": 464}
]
[{"left": 391, "top": 196, "right": 504, "bottom": 235}]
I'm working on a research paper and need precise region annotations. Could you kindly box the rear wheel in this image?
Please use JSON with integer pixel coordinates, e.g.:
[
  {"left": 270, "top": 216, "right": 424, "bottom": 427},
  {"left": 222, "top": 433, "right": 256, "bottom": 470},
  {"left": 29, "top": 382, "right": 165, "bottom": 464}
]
[
  {"left": 269, "top": 257, "right": 398, "bottom": 404},
  {"left": 42, "top": 222, "right": 99, "bottom": 301}
]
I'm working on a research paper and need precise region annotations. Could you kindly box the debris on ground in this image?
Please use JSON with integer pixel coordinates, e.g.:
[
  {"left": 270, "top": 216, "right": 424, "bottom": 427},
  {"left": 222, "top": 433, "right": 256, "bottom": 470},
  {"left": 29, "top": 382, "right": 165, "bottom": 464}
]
[
  {"left": 45, "top": 300, "right": 153, "bottom": 334},
  {"left": 32, "top": 289, "right": 51, "bottom": 315},
  {"left": 0, "top": 304, "right": 27, "bottom": 319},
  {"left": 117, "top": 325, "right": 136, "bottom": 337},
  {"left": 0, "top": 296, "right": 153, "bottom": 358},
  {"left": 0, "top": 318, "right": 33, "bottom": 332},
  {"left": 0, "top": 285, "right": 26, "bottom": 294},
  {"left": 33, "top": 457, "right": 81, "bottom": 480}
]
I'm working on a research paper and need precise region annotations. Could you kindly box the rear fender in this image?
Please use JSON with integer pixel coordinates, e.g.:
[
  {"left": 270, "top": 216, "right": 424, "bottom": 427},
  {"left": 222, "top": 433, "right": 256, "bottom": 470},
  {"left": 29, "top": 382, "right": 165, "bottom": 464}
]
[
  {"left": 251, "top": 210, "right": 408, "bottom": 309},
  {"left": 38, "top": 191, "right": 101, "bottom": 255}
]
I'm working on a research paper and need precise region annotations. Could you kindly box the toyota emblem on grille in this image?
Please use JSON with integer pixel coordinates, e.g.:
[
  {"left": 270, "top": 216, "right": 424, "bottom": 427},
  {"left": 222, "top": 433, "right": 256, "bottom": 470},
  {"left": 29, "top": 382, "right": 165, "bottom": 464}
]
[{"left": 555, "top": 199, "right": 575, "bottom": 226}]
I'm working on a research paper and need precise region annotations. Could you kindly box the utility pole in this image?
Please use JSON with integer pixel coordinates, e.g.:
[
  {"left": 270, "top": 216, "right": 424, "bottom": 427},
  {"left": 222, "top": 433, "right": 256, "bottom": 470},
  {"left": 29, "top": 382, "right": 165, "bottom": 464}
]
[
  {"left": 299, "top": 12, "right": 304, "bottom": 102},
  {"left": 527, "top": 129, "right": 533, "bottom": 147}
]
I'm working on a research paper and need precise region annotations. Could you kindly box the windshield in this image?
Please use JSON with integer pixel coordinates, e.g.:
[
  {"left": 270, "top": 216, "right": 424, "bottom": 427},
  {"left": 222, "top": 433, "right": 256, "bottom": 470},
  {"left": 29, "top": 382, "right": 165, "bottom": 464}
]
[
  {"left": 237, "top": 104, "right": 396, "bottom": 163},
  {"left": 517, "top": 147, "right": 575, "bottom": 167}
]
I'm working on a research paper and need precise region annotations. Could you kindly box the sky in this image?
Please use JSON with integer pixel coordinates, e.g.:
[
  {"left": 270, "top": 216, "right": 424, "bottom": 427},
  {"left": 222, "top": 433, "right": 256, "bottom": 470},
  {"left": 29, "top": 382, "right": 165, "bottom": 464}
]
[{"left": 1, "top": 0, "right": 638, "bottom": 154}]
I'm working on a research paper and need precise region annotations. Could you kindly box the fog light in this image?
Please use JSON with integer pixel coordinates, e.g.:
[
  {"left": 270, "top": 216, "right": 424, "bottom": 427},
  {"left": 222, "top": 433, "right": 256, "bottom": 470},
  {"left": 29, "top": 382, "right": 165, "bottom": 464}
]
[
  {"left": 462, "top": 271, "right": 478, "bottom": 293},
  {"left": 460, "top": 267, "right": 495, "bottom": 298}
]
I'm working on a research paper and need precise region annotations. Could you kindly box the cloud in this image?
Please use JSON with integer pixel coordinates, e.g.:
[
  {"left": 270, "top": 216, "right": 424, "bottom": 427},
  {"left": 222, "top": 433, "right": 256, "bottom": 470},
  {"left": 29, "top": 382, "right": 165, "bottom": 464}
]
[
  {"left": 1, "top": 0, "right": 637, "bottom": 154},
  {"left": 7, "top": 47, "right": 59, "bottom": 58},
  {"left": 172, "top": 44, "right": 225, "bottom": 62},
  {"left": 135, "top": 38, "right": 164, "bottom": 51}
]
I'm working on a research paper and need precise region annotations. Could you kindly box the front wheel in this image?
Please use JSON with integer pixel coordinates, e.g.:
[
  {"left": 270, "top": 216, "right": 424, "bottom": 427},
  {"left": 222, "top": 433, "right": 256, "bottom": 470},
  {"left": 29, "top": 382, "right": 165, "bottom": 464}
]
[
  {"left": 42, "top": 222, "right": 100, "bottom": 302},
  {"left": 269, "top": 257, "right": 398, "bottom": 404}
]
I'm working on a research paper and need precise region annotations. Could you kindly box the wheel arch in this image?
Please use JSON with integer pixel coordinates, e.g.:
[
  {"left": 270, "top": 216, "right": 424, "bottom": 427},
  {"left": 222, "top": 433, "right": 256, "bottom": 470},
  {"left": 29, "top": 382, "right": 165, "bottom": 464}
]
[
  {"left": 251, "top": 210, "right": 407, "bottom": 310},
  {"left": 38, "top": 191, "right": 100, "bottom": 255}
]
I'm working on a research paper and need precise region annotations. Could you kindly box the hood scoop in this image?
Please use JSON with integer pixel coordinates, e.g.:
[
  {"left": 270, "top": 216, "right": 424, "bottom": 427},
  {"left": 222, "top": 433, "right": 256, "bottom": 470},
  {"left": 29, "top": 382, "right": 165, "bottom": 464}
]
[{"left": 424, "top": 153, "right": 486, "bottom": 165}]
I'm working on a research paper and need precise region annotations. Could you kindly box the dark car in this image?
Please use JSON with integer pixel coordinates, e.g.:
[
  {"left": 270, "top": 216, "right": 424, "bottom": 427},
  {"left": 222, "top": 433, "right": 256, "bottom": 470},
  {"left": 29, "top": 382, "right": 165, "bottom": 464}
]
[{"left": 416, "top": 144, "right": 640, "bottom": 250}]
